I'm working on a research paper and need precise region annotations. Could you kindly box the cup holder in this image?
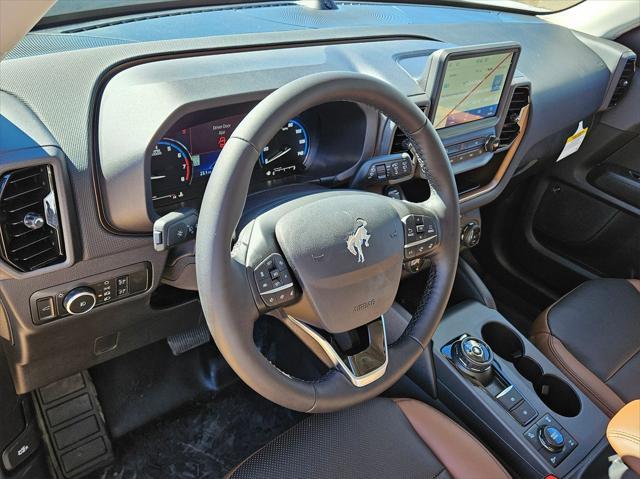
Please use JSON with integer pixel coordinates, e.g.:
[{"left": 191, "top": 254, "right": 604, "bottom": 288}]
[
  {"left": 481, "top": 322, "right": 581, "bottom": 417},
  {"left": 481, "top": 322, "right": 524, "bottom": 361}
]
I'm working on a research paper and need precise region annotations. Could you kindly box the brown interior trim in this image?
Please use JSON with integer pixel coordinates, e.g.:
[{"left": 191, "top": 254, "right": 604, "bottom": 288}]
[
  {"left": 460, "top": 103, "right": 530, "bottom": 203},
  {"left": 394, "top": 398, "right": 511, "bottom": 479}
]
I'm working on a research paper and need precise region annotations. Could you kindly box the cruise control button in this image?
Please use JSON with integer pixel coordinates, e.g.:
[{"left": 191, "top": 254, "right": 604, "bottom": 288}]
[
  {"left": 280, "top": 270, "right": 291, "bottom": 283},
  {"left": 257, "top": 278, "right": 272, "bottom": 293},
  {"left": 275, "top": 257, "right": 287, "bottom": 271},
  {"left": 403, "top": 216, "right": 417, "bottom": 242},
  {"left": 404, "top": 246, "right": 417, "bottom": 259}
]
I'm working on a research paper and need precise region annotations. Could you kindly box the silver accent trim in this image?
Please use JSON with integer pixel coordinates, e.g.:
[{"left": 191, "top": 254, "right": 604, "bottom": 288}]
[
  {"left": 23, "top": 212, "right": 45, "bottom": 230},
  {"left": 404, "top": 234, "right": 438, "bottom": 249},
  {"left": 43, "top": 190, "right": 59, "bottom": 231},
  {"left": 496, "top": 385, "right": 513, "bottom": 399},
  {"left": 63, "top": 289, "right": 97, "bottom": 315},
  {"left": 260, "top": 282, "right": 294, "bottom": 295},
  {"left": 285, "top": 315, "right": 388, "bottom": 388}
]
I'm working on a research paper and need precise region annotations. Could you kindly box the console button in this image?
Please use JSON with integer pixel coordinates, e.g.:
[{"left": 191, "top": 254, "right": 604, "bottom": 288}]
[
  {"left": 524, "top": 424, "right": 542, "bottom": 451},
  {"left": 563, "top": 431, "right": 578, "bottom": 453},
  {"left": 36, "top": 297, "right": 56, "bottom": 322},
  {"left": 510, "top": 400, "right": 537, "bottom": 426},
  {"left": 496, "top": 385, "right": 523, "bottom": 411},
  {"left": 116, "top": 276, "right": 129, "bottom": 297},
  {"left": 537, "top": 414, "right": 563, "bottom": 431},
  {"left": 539, "top": 426, "right": 565, "bottom": 452}
]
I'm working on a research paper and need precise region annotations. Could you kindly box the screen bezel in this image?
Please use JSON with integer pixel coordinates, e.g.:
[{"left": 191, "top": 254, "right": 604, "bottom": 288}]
[{"left": 427, "top": 44, "right": 521, "bottom": 131}]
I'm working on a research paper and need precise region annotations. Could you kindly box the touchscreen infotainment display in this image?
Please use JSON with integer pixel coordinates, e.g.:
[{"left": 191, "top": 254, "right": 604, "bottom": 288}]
[{"left": 433, "top": 52, "right": 514, "bottom": 129}]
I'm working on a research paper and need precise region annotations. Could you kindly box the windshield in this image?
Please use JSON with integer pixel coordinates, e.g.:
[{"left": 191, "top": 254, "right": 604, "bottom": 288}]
[{"left": 43, "top": 0, "right": 584, "bottom": 21}]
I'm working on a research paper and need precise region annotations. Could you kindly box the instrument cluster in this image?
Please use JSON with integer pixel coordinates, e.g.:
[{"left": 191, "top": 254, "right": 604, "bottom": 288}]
[{"left": 150, "top": 102, "right": 367, "bottom": 214}]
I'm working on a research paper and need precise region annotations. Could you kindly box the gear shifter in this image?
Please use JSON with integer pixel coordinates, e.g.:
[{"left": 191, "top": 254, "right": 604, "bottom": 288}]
[{"left": 451, "top": 336, "right": 494, "bottom": 385}]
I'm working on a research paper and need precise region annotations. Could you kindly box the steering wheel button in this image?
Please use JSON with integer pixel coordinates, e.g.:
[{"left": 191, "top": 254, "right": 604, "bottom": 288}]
[
  {"left": 275, "top": 257, "right": 287, "bottom": 270},
  {"left": 280, "top": 270, "right": 291, "bottom": 282},
  {"left": 270, "top": 269, "right": 280, "bottom": 280},
  {"left": 404, "top": 246, "right": 417, "bottom": 259},
  {"left": 415, "top": 215, "right": 424, "bottom": 225},
  {"left": 257, "top": 280, "right": 272, "bottom": 293}
]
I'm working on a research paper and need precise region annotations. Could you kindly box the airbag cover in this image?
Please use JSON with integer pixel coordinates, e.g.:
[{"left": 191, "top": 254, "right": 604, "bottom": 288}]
[{"left": 275, "top": 193, "right": 403, "bottom": 332}]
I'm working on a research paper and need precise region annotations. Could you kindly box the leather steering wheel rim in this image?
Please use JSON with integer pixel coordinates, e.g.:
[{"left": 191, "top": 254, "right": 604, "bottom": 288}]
[{"left": 196, "top": 72, "right": 460, "bottom": 413}]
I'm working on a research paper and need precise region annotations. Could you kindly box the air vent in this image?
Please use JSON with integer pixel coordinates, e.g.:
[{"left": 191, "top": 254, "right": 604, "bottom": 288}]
[
  {"left": 498, "top": 86, "right": 530, "bottom": 148},
  {"left": 608, "top": 58, "right": 636, "bottom": 108},
  {"left": 0, "top": 165, "right": 65, "bottom": 272}
]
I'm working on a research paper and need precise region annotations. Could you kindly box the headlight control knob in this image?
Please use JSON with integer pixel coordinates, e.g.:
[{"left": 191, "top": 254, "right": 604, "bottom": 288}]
[
  {"left": 63, "top": 287, "right": 97, "bottom": 315},
  {"left": 485, "top": 135, "right": 500, "bottom": 152}
]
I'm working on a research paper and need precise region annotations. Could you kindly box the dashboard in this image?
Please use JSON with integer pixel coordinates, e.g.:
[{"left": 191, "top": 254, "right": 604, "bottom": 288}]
[
  {"left": 136, "top": 42, "right": 521, "bottom": 222},
  {"left": 0, "top": 1, "right": 635, "bottom": 396}
]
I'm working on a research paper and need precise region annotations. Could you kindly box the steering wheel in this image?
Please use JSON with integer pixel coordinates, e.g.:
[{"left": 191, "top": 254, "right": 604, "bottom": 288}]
[{"left": 196, "top": 72, "right": 460, "bottom": 413}]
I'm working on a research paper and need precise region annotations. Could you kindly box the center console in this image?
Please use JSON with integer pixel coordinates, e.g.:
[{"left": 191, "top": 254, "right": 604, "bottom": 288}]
[{"left": 432, "top": 301, "right": 609, "bottom": 478}]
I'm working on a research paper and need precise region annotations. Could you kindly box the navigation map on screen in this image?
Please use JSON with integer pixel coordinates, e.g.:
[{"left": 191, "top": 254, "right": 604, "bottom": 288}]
[{"left": 433, "top": 52, "right": 513, "bottom": 129}]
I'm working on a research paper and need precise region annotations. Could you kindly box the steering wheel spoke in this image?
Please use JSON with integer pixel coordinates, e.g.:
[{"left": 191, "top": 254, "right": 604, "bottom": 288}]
[{"left": 282, "top": 315, "right": 389, "bottom": 388}]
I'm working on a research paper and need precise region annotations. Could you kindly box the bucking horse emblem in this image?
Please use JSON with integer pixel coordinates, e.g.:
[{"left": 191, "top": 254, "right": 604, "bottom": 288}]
[{"left": 346, "top": 219, "right": 371, "bottom": 263}]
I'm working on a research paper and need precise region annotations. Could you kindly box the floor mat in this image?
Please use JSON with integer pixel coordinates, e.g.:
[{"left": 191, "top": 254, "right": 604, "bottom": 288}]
[{"left": 90, "top": 382, "right": 303, "bottom": 479}]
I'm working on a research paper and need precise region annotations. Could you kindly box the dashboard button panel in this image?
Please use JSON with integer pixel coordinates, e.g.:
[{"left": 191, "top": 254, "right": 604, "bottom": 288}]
[{"left": 30, "top": 263, "right": 150, "bottom": 325}]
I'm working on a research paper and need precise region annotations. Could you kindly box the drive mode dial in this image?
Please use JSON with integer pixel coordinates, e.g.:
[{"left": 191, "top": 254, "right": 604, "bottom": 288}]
[{"left": 63, "top": 287, "right": 97, "bottom": 315}]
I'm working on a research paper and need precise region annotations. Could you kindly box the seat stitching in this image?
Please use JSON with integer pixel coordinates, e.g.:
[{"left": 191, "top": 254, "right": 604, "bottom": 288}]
[
  {"left": 432, "top": 466, "right": 447, "bottom": 479},
  {"left": 608, "top": 432, "right": 640, "bottom": 445},
  {"left": 605, "top": 347, "right": 640, "bottom": 382},
  {"left": 544, "top": 332, "right": 618, "bottom": 416}
]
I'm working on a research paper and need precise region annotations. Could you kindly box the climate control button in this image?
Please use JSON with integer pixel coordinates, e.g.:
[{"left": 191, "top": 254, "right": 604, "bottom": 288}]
[{"left": 63, "top": 287, "right": 97, "bottom": 315}]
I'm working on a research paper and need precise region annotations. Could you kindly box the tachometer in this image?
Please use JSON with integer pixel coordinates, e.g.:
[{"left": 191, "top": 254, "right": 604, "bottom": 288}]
[
  {"left": 150, "top": 139, "right": 192, "bottom": 209},
  {"left": 260, "top": 119, "right": 309, "bottom": 177}
]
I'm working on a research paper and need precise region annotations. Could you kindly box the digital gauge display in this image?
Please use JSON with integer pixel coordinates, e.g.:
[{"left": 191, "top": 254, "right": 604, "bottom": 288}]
[{"left": 150, "top": 114, "right": 309, "bottom": 213}]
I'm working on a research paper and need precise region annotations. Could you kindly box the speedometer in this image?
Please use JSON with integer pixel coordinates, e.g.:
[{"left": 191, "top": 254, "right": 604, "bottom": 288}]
[
  {"left": 150, "top": 139, "right": 192, "bottom": 210},
  {"left": 259, "top": 119, "right": 309, "bottom": 178}
]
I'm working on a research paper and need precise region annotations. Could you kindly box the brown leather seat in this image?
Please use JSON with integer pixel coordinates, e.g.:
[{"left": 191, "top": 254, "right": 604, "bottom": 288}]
[
  {"left": 607, "top": 400, "right": 640, "bottom": 474},
  {"left": 227, "top": 397, "right": 510, "bottom": 479},
  {"left": 530, "top": 279, "right": 640, "bottom": 417}
]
